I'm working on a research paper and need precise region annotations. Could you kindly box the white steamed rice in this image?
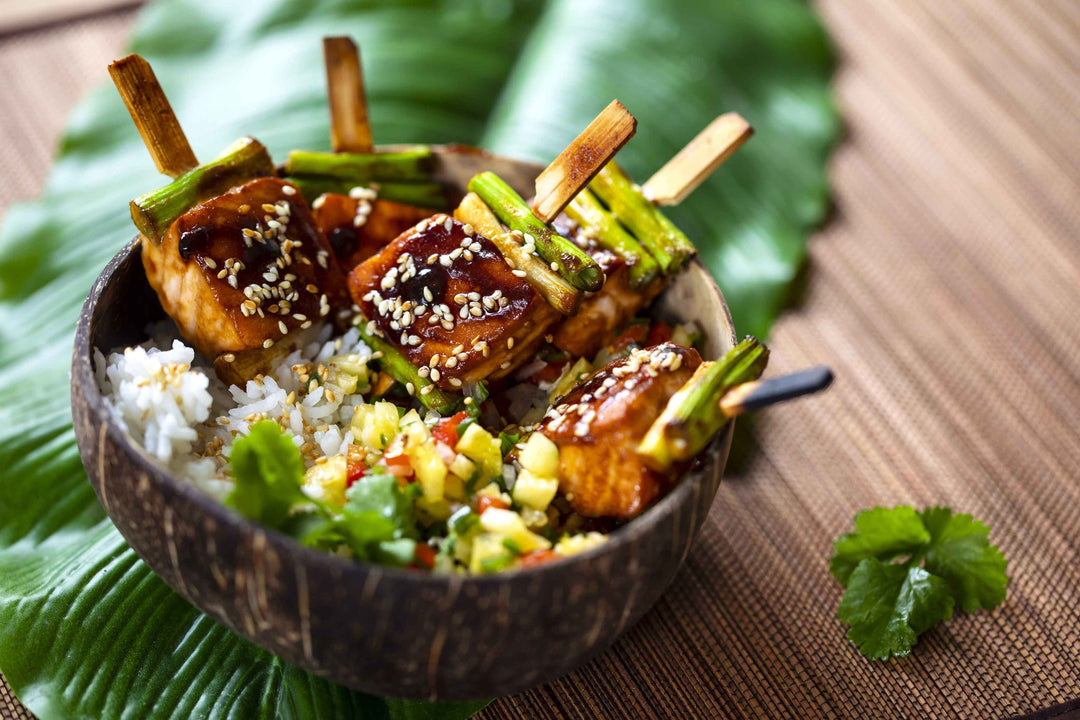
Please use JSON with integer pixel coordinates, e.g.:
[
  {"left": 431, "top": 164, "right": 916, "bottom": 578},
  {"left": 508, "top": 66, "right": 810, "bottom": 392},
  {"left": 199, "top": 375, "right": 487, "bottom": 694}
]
[{"left": 94, "top": 323, "right": 372, "bottom": 501}]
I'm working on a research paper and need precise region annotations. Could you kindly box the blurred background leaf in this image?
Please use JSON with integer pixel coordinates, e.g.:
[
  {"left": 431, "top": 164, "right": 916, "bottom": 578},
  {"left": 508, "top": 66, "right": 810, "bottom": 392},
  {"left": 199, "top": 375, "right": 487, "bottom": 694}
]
[{"left": 0, "top": 0, "right": 838, "bottom": 718}]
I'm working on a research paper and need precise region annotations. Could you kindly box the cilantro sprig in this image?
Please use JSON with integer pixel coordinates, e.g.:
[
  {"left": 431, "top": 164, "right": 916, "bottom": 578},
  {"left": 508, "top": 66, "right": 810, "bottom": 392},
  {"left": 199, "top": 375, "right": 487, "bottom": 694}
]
[
  {"left": 831, "top": 506, "right": 1008, "bottom": 660},
  {"left": 227, "top": 421, "right": 422, "bottom": 566}
]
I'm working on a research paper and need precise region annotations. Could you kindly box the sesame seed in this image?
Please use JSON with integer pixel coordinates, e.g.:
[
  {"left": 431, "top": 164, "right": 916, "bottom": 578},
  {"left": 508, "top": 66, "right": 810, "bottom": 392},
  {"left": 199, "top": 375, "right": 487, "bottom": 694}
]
[
  {"left": 217, "top": 269, "right": 228, "bottom": 279},
  {"left": 507, "top": 337, "right": 515, "bottom": 349},
  {"left": 222, "top": 353, "right": 236, "bottom": 362},
  {"left": 418, "top": 366, "right": 430, "bottom": 378},
  {"left": 406, "top": 382, "right": 415, "bottom": 396},
  {"left": 282, "top": 185, "right": 297, "bottom": 196},
  {"left": 445, "top": 356, "right": 458, "bottom": 369},
  {"left": 301, "top": 320, "right": 313, "bottom": 329},
  {"left": 430, "top": 368, "right": 441, "bottom": 382},
  {"left": 307, "top": 284, "right": 319, "bottom": 293},
  {"left": 550, "top": 261, "right": 559, "bottom": 271},
  {"left": 278, "top": 320, "right": 288, "bottom": 334},
  {"left": 443, "top": 217, "right": 453, "bottom": 232},
  {"left": 420, "top": 385, "right": 433, "bottom": 395},
  {"left": 512, "top": 269, "right": 527, "bottom": 278},
  {"left": 263, "top": 339, "right": 274, "bottom": 349},
  {"left": 463, "top": 397, "right": 473, "bottom": 405},
  {"left": 449, "top": 378, "right": 463, "bottom": 387}
]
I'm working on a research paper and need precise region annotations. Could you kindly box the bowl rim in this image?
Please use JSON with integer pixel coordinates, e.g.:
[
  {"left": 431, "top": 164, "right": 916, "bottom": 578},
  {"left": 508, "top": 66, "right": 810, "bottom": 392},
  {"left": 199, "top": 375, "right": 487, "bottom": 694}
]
[{"left": 73, "top": 210, "right": 737, "bottom": 592}]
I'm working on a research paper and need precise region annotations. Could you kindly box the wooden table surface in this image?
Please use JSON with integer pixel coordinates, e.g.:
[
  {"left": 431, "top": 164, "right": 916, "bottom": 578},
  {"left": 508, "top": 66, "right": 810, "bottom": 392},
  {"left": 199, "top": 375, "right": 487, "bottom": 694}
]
[{"left": 2, "top": 1, "right": 1079, "bottom": 718}]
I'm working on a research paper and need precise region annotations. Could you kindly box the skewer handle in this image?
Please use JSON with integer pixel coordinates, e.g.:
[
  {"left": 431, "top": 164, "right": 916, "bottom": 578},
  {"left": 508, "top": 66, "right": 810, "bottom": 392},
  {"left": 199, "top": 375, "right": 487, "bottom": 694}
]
[
  {"left": 108, "top": 54, "right": 198, "bottom": 178},
  {"left": 721, "top": 366, "right": 833, "bottom": 416},
  {"left": 642, "top": 113, "right": 753, "bottom": 206},
  {"left": 532, "top": 99, "right": 637, "bottom": 224},
  {"left": 323, "top": 36, "right": 374, "bottom": 154}
]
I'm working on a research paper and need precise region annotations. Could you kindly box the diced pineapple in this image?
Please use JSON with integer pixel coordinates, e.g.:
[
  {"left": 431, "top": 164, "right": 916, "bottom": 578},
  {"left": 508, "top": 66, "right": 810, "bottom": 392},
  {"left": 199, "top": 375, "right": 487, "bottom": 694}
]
[
  {"left": 415, "top": 496, "right": 453, "bottom": 523},
  {"left": 351, "top": 400, "right": 400, "bottom": 451},
  {"left": 512, "top": 468, "right": 559, "bottom": 511},
  {"left": 518, "top": 432, "right": 560, "bottom": 478},
  {"left": 479, "top": 508, "right": 551, "bottom": 553},
  {"left": 448, "top": 453, "right": 477, "bottom": 481},
  {"left": 303, "top": 454, "right": 347, "bottom": 507},
  {"left": 328, "top": 353, "right": 370, "bottom": 395},
  {"left": 519, "top": 506, "right": 549, "bottom": 529},
  {"left": 475, "top": 482, "right": 513, "bottom": 507},
  {"left": 407, "top": 438, "right": 446, "bottom": 503},
  {"left": 554, "top": 531, "right": 608, "bottom": 557},
  {"left": 443, "top": 472, "right": 467, "bottom": 502},
  {"left": 455, "top": 423, "right": 503, "bottom": 480},
  {"left": 469, "top": 533, "right": 514, "bottom": 574}
]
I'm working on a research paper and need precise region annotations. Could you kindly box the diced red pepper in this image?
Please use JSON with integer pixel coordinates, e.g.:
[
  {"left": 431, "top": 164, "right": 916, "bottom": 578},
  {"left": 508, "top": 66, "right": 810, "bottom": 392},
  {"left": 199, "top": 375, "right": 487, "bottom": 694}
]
[
  {"left": 413, "top": 543, "right": 436, "bottom": 569},
  {"left": 518, "top": 549, "right": 558, "bottom": 568},
  {"left": 433, "top": 410, "right": 469, "bottom": 447},
  {"left": 609, "top": 323, "right": 649, "bottom": 353},
  {"left": 474, "top": 495, "right": 509, "bottom": 514},
  {"left": 346, "top": 454, "right": 366, "bottom": 488},
  {"left": 645, "top": 321, "right": 673, "bottom": 347}
]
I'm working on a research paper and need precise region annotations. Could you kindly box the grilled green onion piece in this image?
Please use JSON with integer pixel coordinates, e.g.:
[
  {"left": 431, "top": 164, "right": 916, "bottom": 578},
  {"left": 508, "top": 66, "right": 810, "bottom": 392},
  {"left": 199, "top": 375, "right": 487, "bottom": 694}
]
[
  {"left": 130, "top": 136, "right": 274, "bottom": 242},
  {"left": 467, "top": 172, "right": 604, "bottom": 293},
  {"left": 636, "top": 337, "right": 769, "bottom": 471},
  {"left": 589, "top": 162, "right": 696, "bottom": 273},
  {"left": 287, "top": 176, "right": 448, "bottom": 209},
  {"left": 356, "top": 321, "right": 461, "bottom": 415},
  {"left": 564, "top": 189, "right": 660, "bottom": 289},
  {"left": 455, "top": 192, "right": 579, "bottom": 315},
  {"left": 284, "top": 146, "right": 433, "bottom": 183}
]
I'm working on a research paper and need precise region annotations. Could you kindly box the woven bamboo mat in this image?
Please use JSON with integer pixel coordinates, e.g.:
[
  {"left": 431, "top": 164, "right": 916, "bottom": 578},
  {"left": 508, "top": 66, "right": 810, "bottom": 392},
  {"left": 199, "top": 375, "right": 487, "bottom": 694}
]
[{"left": 2, "top": 1, "right": 1079, "bottom": 718}]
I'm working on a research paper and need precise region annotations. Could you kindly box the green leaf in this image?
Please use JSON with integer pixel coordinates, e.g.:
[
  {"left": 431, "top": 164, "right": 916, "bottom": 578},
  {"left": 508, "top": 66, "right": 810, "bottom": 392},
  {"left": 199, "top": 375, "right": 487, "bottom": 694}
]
[
  {"left": 227, "top": 421, "right": 308, "bottom": 529},
  {"left": 345, "top": 470, "right": 421, "bottom": 540},
  {"left": 919, "top": 506, "right": 1009, "bottom": 613},
  {"left": 0, "top": 0, "right": 837, "bottom": 717},
  {"left": 830, "top": 506, "right": 931, "bottom": 584},
  {"left": 837, "top": 559, "right": 955, "bottom": 660}
]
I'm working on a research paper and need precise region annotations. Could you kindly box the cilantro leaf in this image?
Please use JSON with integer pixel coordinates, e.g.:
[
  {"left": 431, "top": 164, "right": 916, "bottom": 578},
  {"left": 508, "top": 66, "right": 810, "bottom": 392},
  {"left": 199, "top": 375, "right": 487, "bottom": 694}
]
[
  {"left": 830, "top": 506, "right": 931, "bottom": 584},
  {"left": 345, "top": 469, "right": 421, "bottom": 540},
  {"left": 227, "top": 421, "right": 308, "bottom": 528},
  {"left": 838, "top": 559, "right": 955, "bottom": 660},
  {"left": 831, "top": 505, "right": 1008, "bottom": 660},
  {"left": 919, "top": 506, "right": 1009, "bottom": 612}
]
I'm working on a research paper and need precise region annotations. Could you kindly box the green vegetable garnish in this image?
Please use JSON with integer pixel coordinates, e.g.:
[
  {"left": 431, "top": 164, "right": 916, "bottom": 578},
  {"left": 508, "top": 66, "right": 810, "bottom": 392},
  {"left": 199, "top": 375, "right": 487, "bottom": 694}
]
[
  {"left": 498, "top": 431, "right": 521, "bottom": 458},
  {"left": 227, "top": 423, "right": 420, "bottom": 565},
  {"left": 831, "top": 506, "right": 1008, "bottom": 660},
  {"left": 226, "top": 421, "right": 309, "bottom": 528}
]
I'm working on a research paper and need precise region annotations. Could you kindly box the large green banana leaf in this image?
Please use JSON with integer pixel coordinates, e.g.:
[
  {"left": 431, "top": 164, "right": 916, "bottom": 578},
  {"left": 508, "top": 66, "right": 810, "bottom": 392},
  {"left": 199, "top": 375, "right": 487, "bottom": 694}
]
[{"left": 0, "top": 0, "right": 838, "bottom": 717}]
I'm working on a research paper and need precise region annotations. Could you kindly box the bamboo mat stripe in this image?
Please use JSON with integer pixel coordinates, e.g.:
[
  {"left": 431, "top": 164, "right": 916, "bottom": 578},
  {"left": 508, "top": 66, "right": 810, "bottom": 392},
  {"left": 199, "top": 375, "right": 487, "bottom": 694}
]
[{"left": 2, "top": 0, "right": 1079, "bottom": 718}]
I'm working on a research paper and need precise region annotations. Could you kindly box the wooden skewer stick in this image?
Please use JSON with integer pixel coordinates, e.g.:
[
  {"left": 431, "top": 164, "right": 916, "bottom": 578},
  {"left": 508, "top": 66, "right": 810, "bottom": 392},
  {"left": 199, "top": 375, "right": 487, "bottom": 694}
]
[
  {"left": 323, "top": 36, "right": 374, "bottom": 154},
  {"left": 108, "top": 54, "right": 198, "bottom": 178},
  {"left": 720, "top": 366, "right": 833, "bottom": 416},
  {"left": 532, "top": 99, "right": 637, "bottom": 224},
  {"left": 641, "top": 112, "right": 753, "bottom": 206}
]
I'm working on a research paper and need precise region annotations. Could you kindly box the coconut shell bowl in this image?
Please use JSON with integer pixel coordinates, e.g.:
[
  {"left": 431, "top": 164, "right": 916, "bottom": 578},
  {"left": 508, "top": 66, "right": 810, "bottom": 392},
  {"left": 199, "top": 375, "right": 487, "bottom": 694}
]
[{"left": 70, "top": 145, "right": 738, "bottom": 702}]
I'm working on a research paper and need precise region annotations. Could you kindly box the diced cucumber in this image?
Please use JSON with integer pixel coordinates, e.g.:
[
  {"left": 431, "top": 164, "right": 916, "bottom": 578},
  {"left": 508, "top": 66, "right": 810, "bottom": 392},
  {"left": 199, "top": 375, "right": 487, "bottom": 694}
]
[
  {"left": 518, "top": 432, "right": 560, "bottom": 478},
  {"left": 550, "top": 357, "right": 592, "bottom": 401},
  {"left": 511, "top": 469, "right": 559, "bottom": 511},
  {"left": 455, "top": 423, "right": 503, "bottom": 480}
]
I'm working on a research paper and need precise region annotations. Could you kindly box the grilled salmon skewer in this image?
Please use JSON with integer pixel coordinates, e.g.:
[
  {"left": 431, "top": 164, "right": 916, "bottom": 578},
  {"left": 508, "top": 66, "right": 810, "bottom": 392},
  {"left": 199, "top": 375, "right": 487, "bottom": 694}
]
[
  {"left": 110, "top": 55, "right": 350, "bottom": 385},
  {"left": 293, "top": 38, "right": 442, "bottom": 273},
  {"left": 347, "top": 102, "right": 638, "bottom": 410},
  {"left": 550, "top": 113, "right": 754, "bottom": 359}
]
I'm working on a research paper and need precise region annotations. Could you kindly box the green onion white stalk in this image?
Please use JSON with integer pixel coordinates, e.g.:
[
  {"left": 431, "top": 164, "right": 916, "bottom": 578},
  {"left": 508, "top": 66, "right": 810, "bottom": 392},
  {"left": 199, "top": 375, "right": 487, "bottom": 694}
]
[{"left": 637, "top": 337, "right": 769, "bottom": 471}]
